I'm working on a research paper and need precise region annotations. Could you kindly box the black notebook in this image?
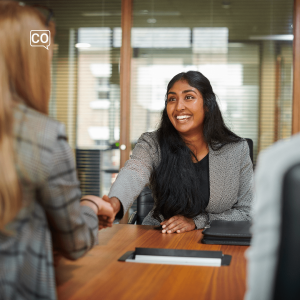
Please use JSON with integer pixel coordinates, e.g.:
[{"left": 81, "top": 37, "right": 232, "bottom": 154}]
[{"left": 201, "top": 220, "right": 252, "bottom": 246}]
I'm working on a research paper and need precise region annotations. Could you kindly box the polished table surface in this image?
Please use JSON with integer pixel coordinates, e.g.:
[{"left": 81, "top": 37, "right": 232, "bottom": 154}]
[{"left": 56, "top": 224, "right": 249, "bottom": 300}]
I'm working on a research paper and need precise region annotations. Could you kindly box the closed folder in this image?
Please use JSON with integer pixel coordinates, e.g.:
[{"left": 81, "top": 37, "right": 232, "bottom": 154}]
[{"left": 201, "top": 220, "right": 252, "bottom": 246}]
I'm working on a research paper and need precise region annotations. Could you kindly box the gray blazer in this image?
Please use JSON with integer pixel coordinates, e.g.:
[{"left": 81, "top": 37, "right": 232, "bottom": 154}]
[
  {"left": 245, "top": 134, "right": 300, "bottom": 300},
  {"left": 0, "top": 103, "right": 98, "bottom": 300},
  {"left": 109, "top": 131, "right": 253, "bottom": 229}
]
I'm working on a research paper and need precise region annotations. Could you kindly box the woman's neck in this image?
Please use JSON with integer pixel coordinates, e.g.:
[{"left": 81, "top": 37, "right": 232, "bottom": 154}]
[{"left": 180, "top": 132, "right": 209, "bottom": 162}]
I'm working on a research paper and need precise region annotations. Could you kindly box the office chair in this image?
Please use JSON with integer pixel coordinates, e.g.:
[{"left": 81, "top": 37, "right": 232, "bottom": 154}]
[
  {"left": 272, "top": 162, "right": 300, "bottom": 300},
  {"left": 128, "top": 138, "right": 254, "bottom": 225},
  {"left": 128, "top": 186, "right": 153, "bottom": 225},
  {"left": 245, "top": 138, "right": 253, "bottom": 164}
]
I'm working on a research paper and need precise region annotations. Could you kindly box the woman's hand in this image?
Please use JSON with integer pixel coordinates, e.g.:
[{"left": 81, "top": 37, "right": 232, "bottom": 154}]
[
  {"left": 91, "top": 195, "right": 121, "bottom": 229},
  {"left": 80, "top": 195, "right": 115, "bottom": 229},
  {"left": 160, "top": 215, "right": 196, "bottom": 233}
]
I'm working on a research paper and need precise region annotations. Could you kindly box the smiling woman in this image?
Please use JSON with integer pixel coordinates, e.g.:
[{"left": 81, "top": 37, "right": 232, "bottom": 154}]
[{"left": 96, "top": 71, "right": 253, "bottom": 234}]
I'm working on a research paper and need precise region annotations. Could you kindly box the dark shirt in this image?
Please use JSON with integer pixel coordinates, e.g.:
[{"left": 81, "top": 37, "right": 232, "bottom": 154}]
[{"left": 193, "top": 154, "right": 210, "bottom": 208}]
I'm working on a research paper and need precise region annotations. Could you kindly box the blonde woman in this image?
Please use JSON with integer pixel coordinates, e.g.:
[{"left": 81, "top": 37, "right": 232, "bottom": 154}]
[{"left": 0, "top": 2, "right": 114, "bottom": 299}]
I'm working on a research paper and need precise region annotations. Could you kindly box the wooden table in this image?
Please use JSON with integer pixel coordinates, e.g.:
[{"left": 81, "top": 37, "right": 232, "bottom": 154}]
[{"left": 56, "top": 224, "right": 248, "bottom": 300}]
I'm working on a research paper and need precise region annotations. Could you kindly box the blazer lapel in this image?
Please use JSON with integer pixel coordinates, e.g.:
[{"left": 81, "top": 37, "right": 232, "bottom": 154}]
[{"left": 206, "top": 145, "right": 229, "bottom": 213}]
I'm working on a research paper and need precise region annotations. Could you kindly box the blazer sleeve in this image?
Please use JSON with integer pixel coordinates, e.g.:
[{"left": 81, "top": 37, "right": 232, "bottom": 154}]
[
  {"left": 193, "top": 213, "right": 209, "bottom": 230},
  {"left": 108, "top": 132, "right": 158, "bottom": 219},
  {"left": 38, "top": 124, "right": 99, "bottom": 260},
  {"left": 193, "top": 141, "right": 253, "bottom": 229}
]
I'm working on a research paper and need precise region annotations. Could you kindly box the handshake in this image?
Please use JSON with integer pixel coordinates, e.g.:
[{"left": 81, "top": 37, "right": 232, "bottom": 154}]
[
  {"left": 80, "top": 195, "right": 196, "bottom": 234},
  {"left": 80, "top": 195, "right": 121, "bottom": 229}
]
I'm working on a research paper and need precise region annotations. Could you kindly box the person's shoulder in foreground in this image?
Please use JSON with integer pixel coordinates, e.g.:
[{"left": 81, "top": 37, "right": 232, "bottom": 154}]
[
  {"left": 14, "top": 102, "right": 66, "bottom": 149},
  {"left": 13, "top": 102, "right": 99, "bottom": 257},
  {"left": 245, "top": 133, "right": 300, "bottom": 300},
  {"left": 13, "top": 102, "right": 72, "bottom": 185},
  {"left": 1, "top": 103, "right": 99, "bottom": 300}
]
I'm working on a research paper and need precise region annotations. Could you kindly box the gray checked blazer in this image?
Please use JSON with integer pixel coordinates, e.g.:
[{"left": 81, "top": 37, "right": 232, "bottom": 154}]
[
  {"left": 109, "top": 131, "right": 253, "bottom": 229},
  {"left": 0, "top": 103, "right": 99, "bottom": 300}
]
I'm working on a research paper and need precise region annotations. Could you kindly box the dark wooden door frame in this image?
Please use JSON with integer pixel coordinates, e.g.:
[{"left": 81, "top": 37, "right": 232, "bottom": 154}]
[
  {"left": 119, "top": 0, "right": 132, "bottom": 223},
  {"left": 292, "top": 0, "right": 300, "bottom": 134},
  {"left": 120, "top": 0, "right": 132, "bottom": 167}
]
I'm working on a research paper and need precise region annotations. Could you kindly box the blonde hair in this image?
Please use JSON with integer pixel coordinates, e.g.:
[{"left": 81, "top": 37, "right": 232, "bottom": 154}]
[{"left": 0, "top": 1, "right": 55, "bottom": 231}]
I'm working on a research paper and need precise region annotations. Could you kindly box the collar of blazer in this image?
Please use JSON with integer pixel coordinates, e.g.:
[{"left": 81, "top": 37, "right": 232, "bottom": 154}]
[{"left": 208, "top": 141, "right": 232, "bottom": 156}]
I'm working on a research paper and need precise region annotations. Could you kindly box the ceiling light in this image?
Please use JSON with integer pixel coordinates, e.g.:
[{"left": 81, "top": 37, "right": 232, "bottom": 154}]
[
  {"left": 75, "top": 43, "right": 91, "bottom": 48},
  {"left": 249, "top": 35, "right": 294, "bottom": 41},
  {"left": 147, "top": 18, "right": 156, "bottom": 24}
]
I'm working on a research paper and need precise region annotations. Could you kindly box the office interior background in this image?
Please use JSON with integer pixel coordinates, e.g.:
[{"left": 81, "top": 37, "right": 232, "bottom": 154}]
[{"left": 23, "top": 0, "right": 295, "bottom": 215}]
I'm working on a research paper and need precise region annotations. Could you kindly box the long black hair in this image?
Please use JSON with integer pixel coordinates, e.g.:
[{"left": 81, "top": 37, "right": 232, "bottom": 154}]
[{"left": 150, "top": 71, "right": 242, "bottom": 222}]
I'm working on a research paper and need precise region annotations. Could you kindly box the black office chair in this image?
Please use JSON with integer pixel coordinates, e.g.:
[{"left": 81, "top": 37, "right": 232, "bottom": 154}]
[
  {"left": 128, "top": 186, "right": 153, "bottom": 225},
  {"left": 245, "top": 138, "right": 253, "bottom": 164},
  {"left": 272, "top": 162, "right": 300, "bottom": 300},
  {"left": 128, "top": 138, "right": 254, "bottom": 225}
]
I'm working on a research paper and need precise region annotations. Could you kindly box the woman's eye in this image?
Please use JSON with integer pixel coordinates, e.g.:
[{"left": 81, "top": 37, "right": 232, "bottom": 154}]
[
  {"left": 186, "top": 95, "right": 194, "bottom": 100},
  {"left": 168, "top": 97, "right": 176, "bottom": 102}
]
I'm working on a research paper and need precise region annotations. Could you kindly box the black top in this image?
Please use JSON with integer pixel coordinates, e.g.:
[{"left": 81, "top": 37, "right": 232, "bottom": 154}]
[{"left": 193, "top": 154, "right": 210, "bottom": 209}]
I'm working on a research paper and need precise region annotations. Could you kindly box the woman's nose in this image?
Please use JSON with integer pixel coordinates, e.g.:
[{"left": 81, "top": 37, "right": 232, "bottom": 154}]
[{"left": 176, "top": 98, "right": 185, "bottom": 110}]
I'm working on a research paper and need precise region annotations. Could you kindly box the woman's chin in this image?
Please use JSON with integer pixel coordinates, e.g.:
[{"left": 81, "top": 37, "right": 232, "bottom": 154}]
[
  {"left": 175, "top": 127, "right": 193, "bottom": 135},
  {"left": 175, "top": 125, "right": 203, "bottom": 137}
]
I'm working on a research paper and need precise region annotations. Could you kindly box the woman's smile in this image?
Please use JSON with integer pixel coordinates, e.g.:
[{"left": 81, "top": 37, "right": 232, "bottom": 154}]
[{"left": 176, "top": 114, "right": 192, "bottom": 122}]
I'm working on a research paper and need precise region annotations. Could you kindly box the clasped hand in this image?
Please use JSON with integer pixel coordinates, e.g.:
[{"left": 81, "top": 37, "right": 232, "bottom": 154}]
[
  {"left": 80, "top": 195, "right": 120, "bottom": 230},
  {"left": 161, "top": 215, "right": 196, "bottom": 234},
  {"left": 80, "top": 195, "right": 121, "bottom": 229}
]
